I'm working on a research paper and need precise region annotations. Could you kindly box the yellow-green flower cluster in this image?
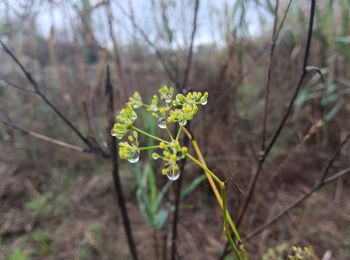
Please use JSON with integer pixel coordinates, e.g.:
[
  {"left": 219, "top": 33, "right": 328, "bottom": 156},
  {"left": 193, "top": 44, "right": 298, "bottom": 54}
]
[
  {"left": 111, "top": 87, "right": 208, "bottom": 171},
  {"left": 129, "top": 92, "right": 143, "bottom": 109},
  {"left": 111, "top": 104, "right": 137, "bottom": 139},
  {"left": 167, "top": 109, "right": 189, "bottom": 126},
  {"left": 118, "top": 131, "right": 140, "bottom": 163},
  {"left": 152, "top": 140, "right": 188, "bottom": 178},
  {"left": 147, "top": 95, "right": 159, "bottom": 112},
  {"left": 288, "top": 246, "right": 314, "bottom": 260},
  {"left": 149, "top": 87, "right": 173, "bottom": 119},
  {"left": 159, "top": 86, "right": 174, "bottom": 103}
]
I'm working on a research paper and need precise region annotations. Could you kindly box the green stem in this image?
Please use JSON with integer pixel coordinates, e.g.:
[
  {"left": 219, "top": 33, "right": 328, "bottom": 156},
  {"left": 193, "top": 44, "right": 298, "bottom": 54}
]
[
  {"left": 138, "top": 145, "right": 160, "bottom": 151},
  {"left": 221, "top": 185, "right": 242, "bottom": 260},
  {"left": 175, "top": 126, "right": 182, "bottom": 141},
  {"left": 186, "top": 153, "right": 222, "bottom": 186},
  {"left": 165, "top": 125, "right": 174, "bottom": 140},
  {"left": 132, "top": 126, "right": 169, "bottom": 144}
]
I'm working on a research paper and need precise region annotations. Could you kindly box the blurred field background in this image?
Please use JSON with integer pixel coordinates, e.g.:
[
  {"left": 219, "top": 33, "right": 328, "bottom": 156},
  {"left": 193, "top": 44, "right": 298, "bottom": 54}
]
[{"left": 1, "top": 0, "right": 350, "bottom": 259}]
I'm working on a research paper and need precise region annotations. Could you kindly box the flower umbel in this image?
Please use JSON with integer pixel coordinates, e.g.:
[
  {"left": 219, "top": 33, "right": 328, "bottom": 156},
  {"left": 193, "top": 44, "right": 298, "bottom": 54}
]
[
  {"left": 111, "top": 87, "right": 208, "bottom": 180},
  {"left": 111, "top": 88, "right": 246, "bottom": 258},
  {"left": 129, "top": 92, "right": 143, "bottom": 109}
]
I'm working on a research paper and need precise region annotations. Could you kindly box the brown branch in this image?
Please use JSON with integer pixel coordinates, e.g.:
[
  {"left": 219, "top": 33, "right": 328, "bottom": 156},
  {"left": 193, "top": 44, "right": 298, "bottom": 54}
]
[
  {"left": 261, "top": 0, "right": 279, "bottom": 151},
  {"left": 223, "top": 130, "right": 349, "bottom": 257},
  {"left": 170, "top": 2, "right": 200, "bottom": 255},
  {"left": 0, "top": 119, "right": 87, "bottom": 153},
  {"left": 181, "top": 0, "right": 200, "bottom": 89},
  {"left": 318, "top": 132, "right": 350, "bottom": 184},
  {"left": 274, "top": 0, "right": 293, "bottom": 42},
  {"left": 0, "top": 39, "right": 109, "bottom": 158},
  {"left": 219, "top": 1, "right": 316, "bottom": 258},
  {"left": 106, "top": 1, "right": 128, "bottom": 101},
  {"left": 237, "top": 0, "right": 316, "bottom": 227},
  {"left": 244, "top": 165, "right": 350, "bottom": 242},
  {"left": 115, "top": 1, "right": 178, "bottom": 87},
  {"left": 0, "top": 76, "right": 36, "bottom": 94},
  {"left": 170, "top": 122, "right": 191, "bottom": 260},
  {"left": 208, "top": 43, "right": 269, "bottom": 117},
  {"left": 105, "top": 65, "right": 139, "bottom": 260}
]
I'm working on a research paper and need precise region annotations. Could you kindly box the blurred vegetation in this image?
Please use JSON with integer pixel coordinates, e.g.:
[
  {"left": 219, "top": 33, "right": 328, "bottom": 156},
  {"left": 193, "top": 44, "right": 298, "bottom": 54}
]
[{"left": 0, "top": 0, "right": 350, "bottom": 259}]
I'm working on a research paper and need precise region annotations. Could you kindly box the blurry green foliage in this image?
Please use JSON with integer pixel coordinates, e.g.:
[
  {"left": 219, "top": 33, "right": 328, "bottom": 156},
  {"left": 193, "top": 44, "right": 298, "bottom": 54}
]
[
  {"left": 30, "top": 230, "right": 53, "bottom": 256},
  {"left": 26, "top": 192, "right": 62, "bottom": 218},
  {"left": 78, "top": 245, "right": 94, "bottom": 260},
  {"left": 91, "top": 164, "right": 109, "bottom": 175},
  {"left": 262, "top": 243, "right": 288, "bottom": 260},
  {"left": 8, "top": 249, "right": 30, "bottom": 260},
  {"left": 89, "top": 222, "right": 103, "bottom": 242}
]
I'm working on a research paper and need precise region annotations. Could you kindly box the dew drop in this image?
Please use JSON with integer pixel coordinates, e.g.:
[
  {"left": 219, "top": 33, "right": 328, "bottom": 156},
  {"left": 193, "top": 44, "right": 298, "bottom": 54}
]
[
  {"left": 166, "top": 169, "right": 180, "bottom": 181},
  {"left": 111, "top": 130, "right": 116, "bottom": 136},
  {"left": 200, "top": 100, "right": 207, "bottom": 105},
  {"left": 179, "top": 120, "right": 187, "bottom": 126},
  {"left": 128, "top": 150, "right": 140, "bottom": 163},
  {"left": 162, "top": 93, "right": 172, "bottom": 103},
  {"left": 152, "top": 153, "right": 159, "bottom": 160},
  {"left": 157, "top": 117, "right": 167, "bottom": 129},
  {"left": 150, "top": 105, "right": 158, "bottom": 112},
  {"left": 258, "top": 150, "right": 265, "bottom": 161}
]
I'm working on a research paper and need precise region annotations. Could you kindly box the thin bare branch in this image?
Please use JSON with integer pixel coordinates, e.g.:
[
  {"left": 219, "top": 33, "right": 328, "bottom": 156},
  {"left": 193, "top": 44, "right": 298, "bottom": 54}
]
[
  {"left": 0, "top": 76, "right": 36, "bottom": 94},
  {"left": 105, "top": 65, "right": 139, "bottom": 260},
  {"left": 244, "top": 165, "right": 350, "bottom": 242},
  {"left": 261, "top": 0, "right": 280, "bottom": 151},
  {"left": 0, "top": 39, "right": 109, "bottom": 158},
  {"left": 319, "top": 132, "right": 350, "bottom": 183},
  {"left": 0, "top": 119, "right": 87, "bottom": 153},
  {"left": 220, "top": 1, "right": 316, "bottom": 258},
  {"left": 182, "top": 0, "right": 200, "bottom": 89},
  {"left": 237, "top": 0, "right": 316, "bottom": 226},
  {"left": 115, "top": 1, "right": 178, "bottom": 86},
  {"left": 106, "top": 1, "right": 128, "bottom": 101}
]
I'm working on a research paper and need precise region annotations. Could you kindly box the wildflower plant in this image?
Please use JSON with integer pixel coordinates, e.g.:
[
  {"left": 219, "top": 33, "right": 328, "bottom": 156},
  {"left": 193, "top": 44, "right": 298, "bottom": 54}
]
[{"left": 111, "top": 86, "right": 247, "bottom": 259}]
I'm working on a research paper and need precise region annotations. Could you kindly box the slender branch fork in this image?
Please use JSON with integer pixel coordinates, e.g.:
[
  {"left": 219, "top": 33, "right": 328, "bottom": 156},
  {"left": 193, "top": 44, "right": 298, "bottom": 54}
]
[
  {"left": 114, "top": 0, "right": 178, "bottom": 87},
  {"left": 0, "top": 39, "right": 109, "bottom": 158},
  {"left": 244, "top": 134, "right": 350, "bottom": 242},
  {"left": 0, "top": 118, "right": 87, "bottom": 153},
  {"left": 171, "top": 1, "right": 200, "bottom": 259},
  {"left": 238, "top": 0, "right": 316, "bottom": 226},
  {"left": 220, "top": 1, "right": 350, "bottom": 258},
  {"left": 106, "top": 66, "right": 139, "bottom": 260},
  {"left": 261, "top": 0, "right": 280, "bottom": 151},
  {"left": 0, "top": 39, "right": 138, "bottom": 259}
]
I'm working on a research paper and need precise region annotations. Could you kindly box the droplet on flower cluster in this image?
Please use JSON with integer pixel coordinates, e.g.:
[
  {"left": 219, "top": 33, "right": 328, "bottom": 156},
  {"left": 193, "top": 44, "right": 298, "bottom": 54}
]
[
  {"left": 157, "top": 117, "right": 167, "bottom": 129},
  {"left": 166, "top": 169, "right": 180, "bottom": 181},
  {"left": 111, "top": 130, "right": 116, "bottom": 136},
  {"left": 128, "top": 150, "right": 140, "bottom": 163},
  {"left": 179, "top": 120, "right": 187, "bottom": 126},
  {"left": 258, "top": 150, "right": 265, "bottom": 161},
  {"left": 162, "top": 93, "right": 172, "bottom": 104},
  {"left": 152, "top": 153, "right": 159, "bottom": 160}
]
